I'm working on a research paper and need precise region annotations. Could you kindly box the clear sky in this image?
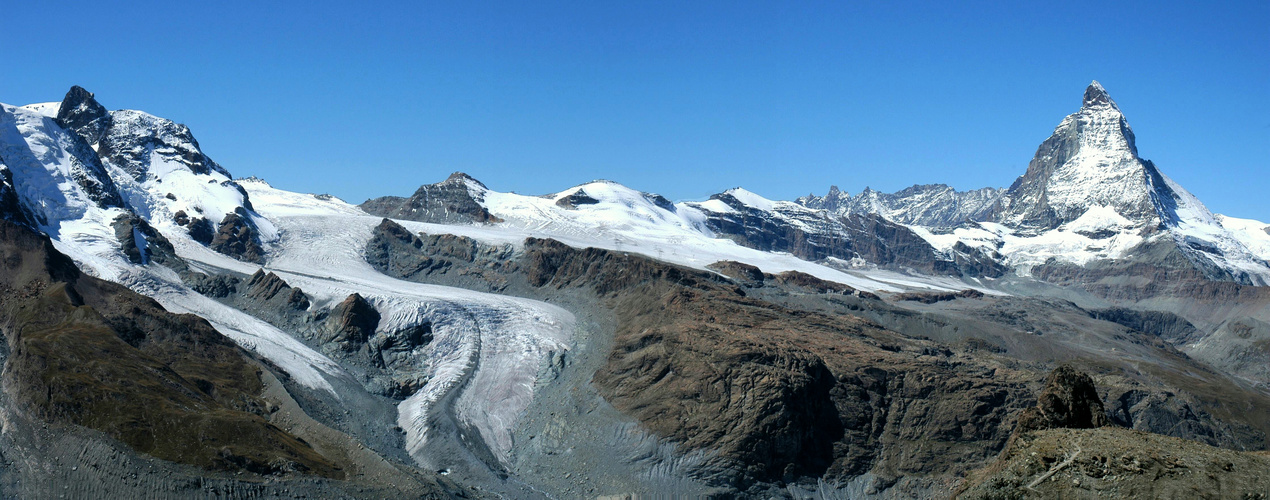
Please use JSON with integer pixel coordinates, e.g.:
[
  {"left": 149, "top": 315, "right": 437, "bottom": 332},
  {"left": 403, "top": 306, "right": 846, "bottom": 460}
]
[{"left": 4, "top": 1, "right": 1268, "bottom": 219}]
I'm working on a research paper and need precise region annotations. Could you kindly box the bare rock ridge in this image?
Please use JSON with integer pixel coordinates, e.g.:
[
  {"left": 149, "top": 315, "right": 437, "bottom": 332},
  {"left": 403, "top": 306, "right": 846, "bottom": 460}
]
[
  {"left": 361, "top": 172, "right": 502, "bottom": 224},
  {"left": 54, "top": 85, "right": 112, "bottom": 146},
  {"left": 324, "top": 293, "right": 380, "bottom": 350},
  {"left": 244, "top": 269, "right": 309, "bottom": 311},
  {"left": 210, "top": 209, "right": 266, "bottom": 263},
  {"left": 365, "top": 218, "right": 515, "bottom": 290},
  {"left": 694, "top": 189, "right": 1007, "bottom": 277},
  {"left": 798, "top": 183, "right": 1002, "bottom": 228}
]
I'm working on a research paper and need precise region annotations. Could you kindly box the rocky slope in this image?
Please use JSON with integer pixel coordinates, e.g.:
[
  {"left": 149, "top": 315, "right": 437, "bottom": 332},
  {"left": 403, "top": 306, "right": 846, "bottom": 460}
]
[{"left": 959, "top": 366, "right": 1270, "bottom": 499}]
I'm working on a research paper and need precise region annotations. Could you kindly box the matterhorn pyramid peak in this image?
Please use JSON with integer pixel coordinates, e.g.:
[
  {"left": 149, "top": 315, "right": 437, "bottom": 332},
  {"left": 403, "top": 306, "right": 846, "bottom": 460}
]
[{"left": 991, "top": 80, "right": 1162, "bottom": 231}]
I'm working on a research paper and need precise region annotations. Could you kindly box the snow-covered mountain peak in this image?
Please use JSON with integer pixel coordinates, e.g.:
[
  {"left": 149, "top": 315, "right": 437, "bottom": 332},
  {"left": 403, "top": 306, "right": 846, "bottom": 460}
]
[
  {"left": 721, "top": 187, "right": 781, "bottom": 212},
  {"left": 993, "top": 81, "right": 1153, "bottom": 232}
]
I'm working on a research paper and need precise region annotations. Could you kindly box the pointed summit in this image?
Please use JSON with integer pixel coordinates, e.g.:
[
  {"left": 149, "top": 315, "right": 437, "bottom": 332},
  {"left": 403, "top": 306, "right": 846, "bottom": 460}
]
[
  {"left": 1082, "top": 80, "right": 1116, "bottom": 109},
  {"left": 55, "top": 86, "right": 112, "bottom": 145},
  {"left": 993, "top": 81, "right": 1156, "bottom": 232}
]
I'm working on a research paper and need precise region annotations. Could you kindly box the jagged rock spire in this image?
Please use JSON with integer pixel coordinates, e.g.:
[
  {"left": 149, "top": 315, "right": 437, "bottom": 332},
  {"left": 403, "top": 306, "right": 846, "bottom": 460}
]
[{"left": 55, "top": 86, "right": 112, "bottom": 145}]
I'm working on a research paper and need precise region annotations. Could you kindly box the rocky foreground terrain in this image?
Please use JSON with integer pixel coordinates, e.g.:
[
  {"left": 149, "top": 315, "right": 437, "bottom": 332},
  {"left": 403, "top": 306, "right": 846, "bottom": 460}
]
[{"left": 1, "top": 83, "right": 1269, "bottom": 498}]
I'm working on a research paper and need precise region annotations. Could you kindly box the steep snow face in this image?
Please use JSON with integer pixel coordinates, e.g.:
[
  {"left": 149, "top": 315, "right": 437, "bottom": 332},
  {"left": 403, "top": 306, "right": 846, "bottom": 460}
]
[
  {"left": 95, "top": 108, "right": 274, "bottom": 244},
  {"left": 1219, "top": 215, "right": 1270, "bottom": 259},
  {"left": 4, "top": 89, "right": 272, "bottom": 259},
  {"left": 0, "top": 103, "right": 122, "bottom": 227}
]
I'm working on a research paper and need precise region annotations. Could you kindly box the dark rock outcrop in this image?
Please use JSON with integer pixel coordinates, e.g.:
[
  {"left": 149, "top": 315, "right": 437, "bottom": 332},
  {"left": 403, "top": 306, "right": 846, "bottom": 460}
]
[
  {"left": 54, "top": 85, "right": 112, "bottom": 146},
  {"left": 244, "top": 269, "right": 309, "bottom": 311},
  {"left": 706, "top": 260, "right": 765, "bottom": 286},
  {"left": 1015, "top": 365, "right": 1109, "bottom": 433},
  {"left": 369, "top": 323, "right": 434, "bottom": 371},
  {"left": 0, "top": 164, "right": 32, "bottom": 227},
  {"left": 555, "top": 189, "right": 600, "bottom": 209},
  {"left": 361, "top": 172, "right": 502, "bottom": 224},
  {"left": 210, "top": 210, "right": 265, "bottom": 264},
  {"left": 892, "top": 288, "right": 985, "bottom": 304},
  {"left": 186, "top": 216, "right": 215, "bottom": 245},
  {"left": 110, "top": 213, "right": 182, "bottom": 269},
  {"left": 186, "top": 273, "right": 240, "bottom": 298},
  {"left": 323, "top": 293, "right": 380, "bottom": 350},
  {"left": 364, "top": 218, "right": 514, "bottom": 290}
]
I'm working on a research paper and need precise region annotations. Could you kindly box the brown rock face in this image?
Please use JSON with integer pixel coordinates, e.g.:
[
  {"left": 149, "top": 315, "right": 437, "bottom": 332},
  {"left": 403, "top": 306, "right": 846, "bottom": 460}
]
[
  {"left": 244, "top": 269, "right": 309, "bottom": 311},
  {"left": 892, "top": 288, "right": 985, "bottom": 304},
  {"left": 324, "top": 293, "right": 380, "bottom": 349},
  {"left": 706, "top": 260, "right": 765, "bottom": 285},
  {"left": 360, "top": 172, "right": 502, "bottom": 224},
  {"left": 209, "top": 210, "right": 265, "bottom": 264},
  {"left": 771, "top": 270, "right": 856, "bottom": 294},
  {"left": 1016, "top": 365, "right": 1109, "bottom": 433},
  {"left": 110, "top": 213, "right": 182, "bottom": 269}
]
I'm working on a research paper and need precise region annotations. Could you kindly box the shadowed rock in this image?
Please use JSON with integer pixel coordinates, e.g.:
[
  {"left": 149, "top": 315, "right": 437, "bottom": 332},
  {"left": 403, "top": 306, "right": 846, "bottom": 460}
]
[
  {"left": 55, "top": 85, "right": 112, "bottom": 145},
  {"left": 1016, "top": 364, "right": 1110, "bottom": 433}
]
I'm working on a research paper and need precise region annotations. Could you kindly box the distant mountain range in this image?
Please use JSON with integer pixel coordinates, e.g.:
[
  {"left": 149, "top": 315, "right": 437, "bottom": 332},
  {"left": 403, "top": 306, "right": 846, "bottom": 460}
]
[{"left": 2, "top": 82, "right": 1269, "bottom": 498}]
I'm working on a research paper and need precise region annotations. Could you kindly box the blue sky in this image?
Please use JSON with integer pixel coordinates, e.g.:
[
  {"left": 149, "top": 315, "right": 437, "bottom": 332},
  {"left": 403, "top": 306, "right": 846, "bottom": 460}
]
[{"left": 4, "top": 1, "right": 1268, "bottom": 218}]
